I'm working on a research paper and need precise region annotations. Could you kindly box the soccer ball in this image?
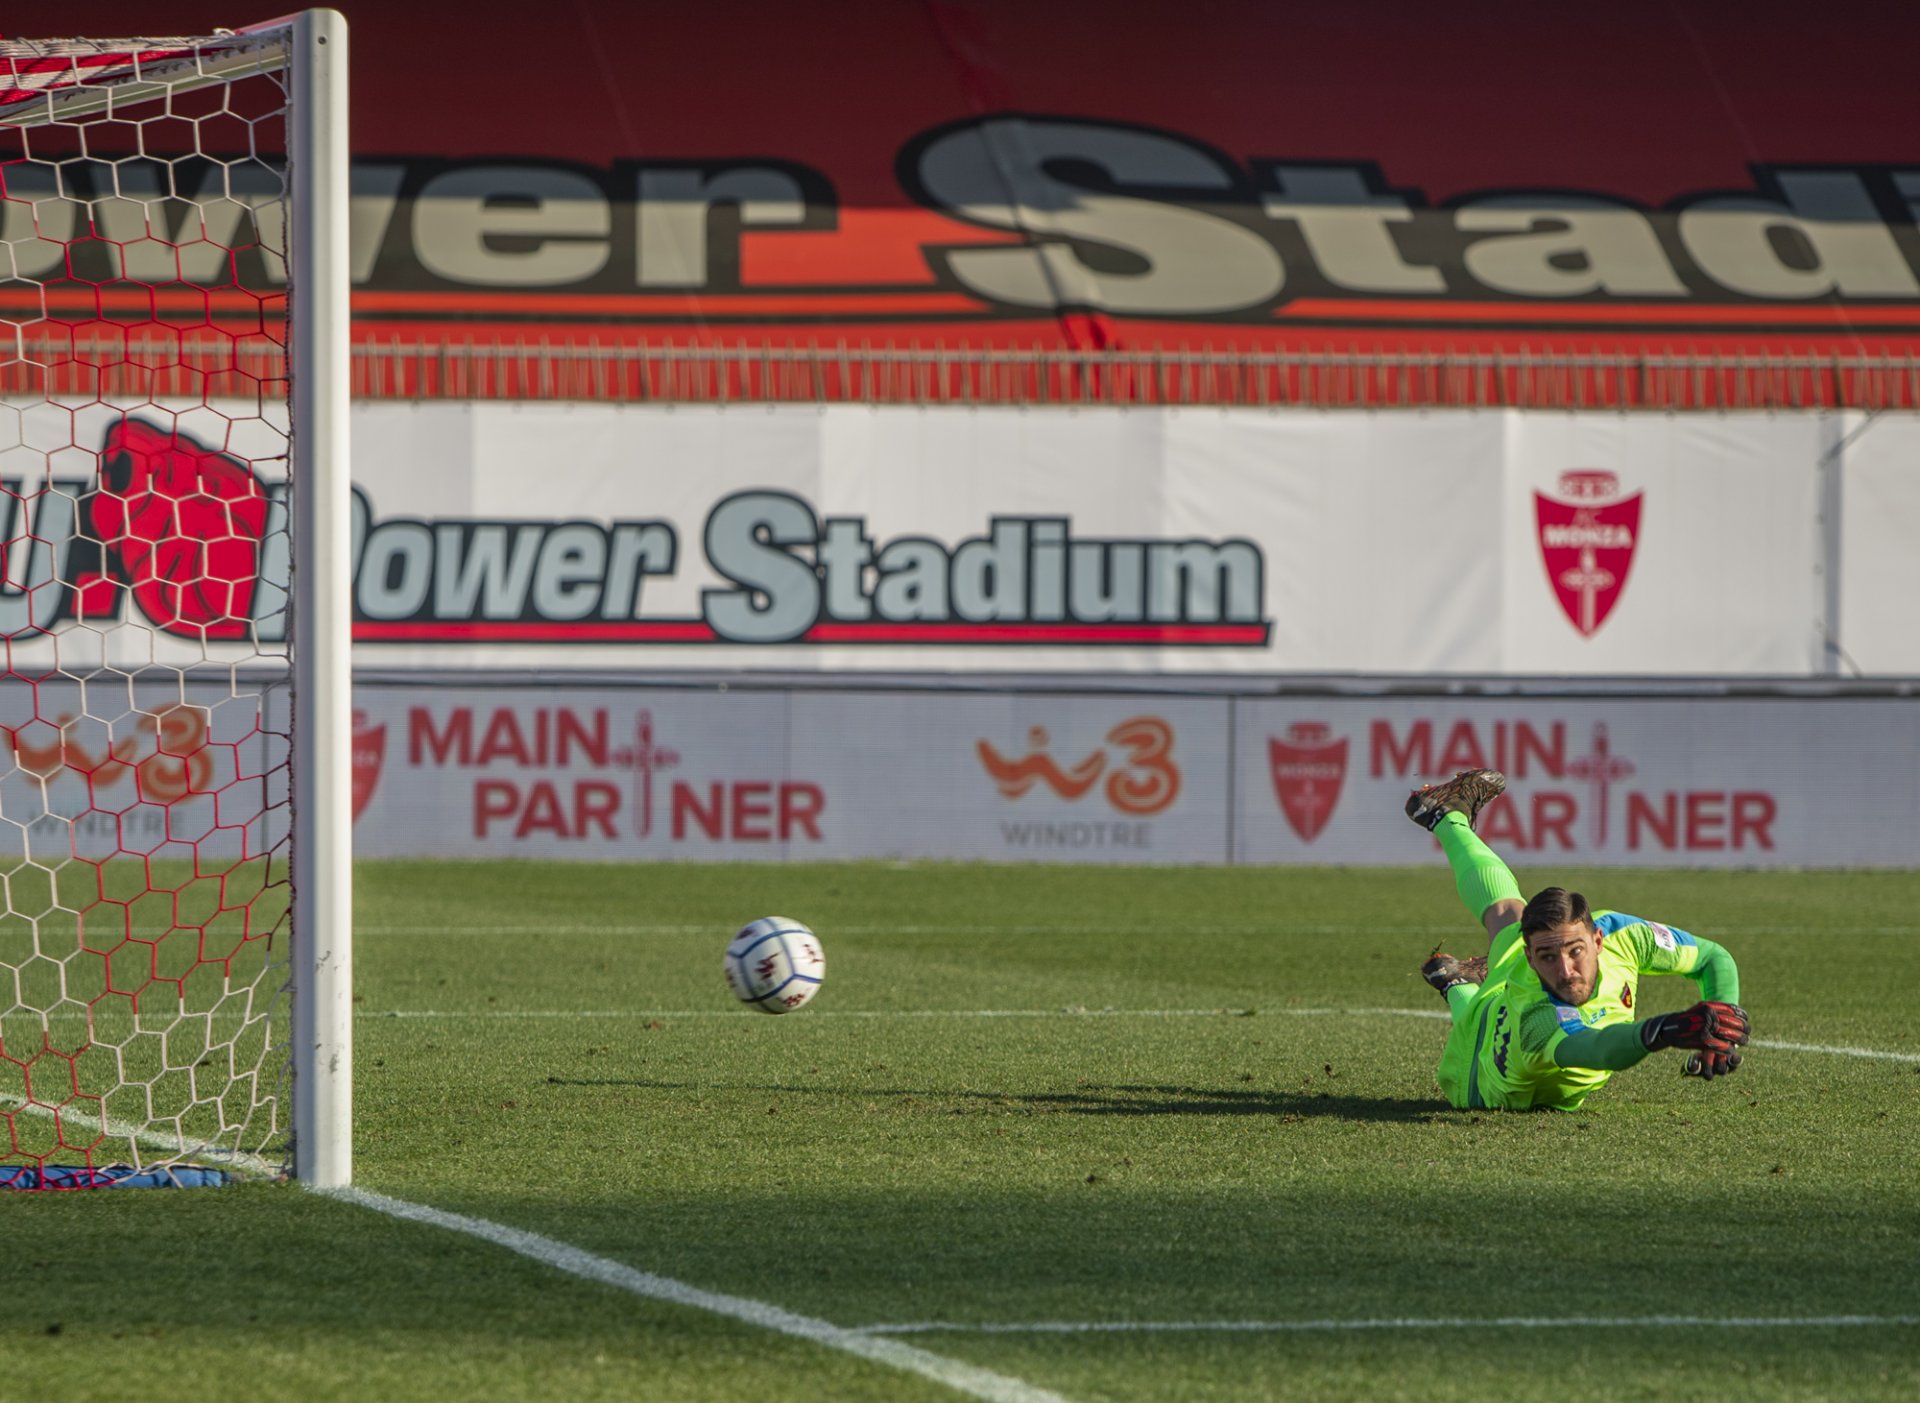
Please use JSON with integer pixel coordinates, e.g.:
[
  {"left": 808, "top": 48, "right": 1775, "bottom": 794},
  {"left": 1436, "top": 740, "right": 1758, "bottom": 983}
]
[{"left": 723, "top": 917, "right": 825, "bottom": 1014}]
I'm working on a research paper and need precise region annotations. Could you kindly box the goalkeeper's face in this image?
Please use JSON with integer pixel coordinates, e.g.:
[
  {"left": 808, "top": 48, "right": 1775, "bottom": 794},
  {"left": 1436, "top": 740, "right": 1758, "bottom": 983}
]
[{"left": 1525, "top": 922, "right": 1601, "bottom": 1005}]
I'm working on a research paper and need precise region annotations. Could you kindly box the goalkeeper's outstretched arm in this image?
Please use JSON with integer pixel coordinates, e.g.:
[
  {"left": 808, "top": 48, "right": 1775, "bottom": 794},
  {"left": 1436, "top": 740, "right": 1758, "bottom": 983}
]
[
  {"left": 1546, "top": 928, "right": 1746, "bottom": 1075},
  {"left": 1551, "top": 999, "right": 1752, "bottom": 1074},
  {"left": 1681, "top": 936, "right": 1740, "bottom": 1005}
]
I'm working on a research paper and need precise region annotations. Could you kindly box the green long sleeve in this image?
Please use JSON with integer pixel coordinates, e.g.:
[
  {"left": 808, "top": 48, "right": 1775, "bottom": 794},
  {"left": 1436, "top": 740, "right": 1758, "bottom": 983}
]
[
  {"left": 1552, "top": 1020, "right": 1650, "bottom": 1073},
  {"left": 1686, "top": 936, "right": 1740, "bottom": 1003}
]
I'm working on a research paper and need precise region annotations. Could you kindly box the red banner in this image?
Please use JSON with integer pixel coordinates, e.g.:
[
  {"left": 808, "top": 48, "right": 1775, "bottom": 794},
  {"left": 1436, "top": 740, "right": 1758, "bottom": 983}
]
[{"left": 11, "top": 1, "right": 1920, "bottom": 359}]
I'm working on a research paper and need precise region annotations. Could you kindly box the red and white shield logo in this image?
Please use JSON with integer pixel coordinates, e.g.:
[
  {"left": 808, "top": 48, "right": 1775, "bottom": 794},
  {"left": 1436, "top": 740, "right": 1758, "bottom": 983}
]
[
  {"left": 1535, "top": 470, "right": 1642, "bottom": 638},
  {"left": 351, "top": 709, "right": 386, "bottom": 822},
  {"left": 1269, "top": 722, "right": 1348, "bottom": 843}
]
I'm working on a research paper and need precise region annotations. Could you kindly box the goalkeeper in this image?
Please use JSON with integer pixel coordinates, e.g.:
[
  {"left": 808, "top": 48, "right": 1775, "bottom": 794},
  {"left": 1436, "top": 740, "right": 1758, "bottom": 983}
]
[{"left": 1406, "top": 769, "right": 1749, "bottom": 1111}]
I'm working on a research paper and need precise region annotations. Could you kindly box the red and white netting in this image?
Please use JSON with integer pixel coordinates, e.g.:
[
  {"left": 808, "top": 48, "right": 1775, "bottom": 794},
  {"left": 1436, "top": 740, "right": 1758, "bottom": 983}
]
[{"left": 0, "top": 29, "right": 295, "bottom": 1186}]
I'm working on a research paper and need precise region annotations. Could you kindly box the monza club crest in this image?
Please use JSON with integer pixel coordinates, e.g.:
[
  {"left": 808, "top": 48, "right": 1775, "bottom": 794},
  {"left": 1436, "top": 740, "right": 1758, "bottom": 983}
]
[
  {"left": 1268, "top": 722, "right": 1348, "bottom": 843},
  {"left": 1534, "top": 470, "right": 1643, "bottom": 637},
  {"left": 351, "top": 710, "right": 386, "bottom": 822}
]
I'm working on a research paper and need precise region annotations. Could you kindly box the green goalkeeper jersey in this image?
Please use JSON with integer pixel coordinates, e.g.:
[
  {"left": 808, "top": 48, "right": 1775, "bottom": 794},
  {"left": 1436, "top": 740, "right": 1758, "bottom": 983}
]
[{"left": 1435, "top": 911, "right": 1736, "bottom": 1111}]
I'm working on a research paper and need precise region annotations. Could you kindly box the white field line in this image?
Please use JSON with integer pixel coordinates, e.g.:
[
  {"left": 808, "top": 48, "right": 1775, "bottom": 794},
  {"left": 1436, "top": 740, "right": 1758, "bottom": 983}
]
[
  {"left": 1748, "top": 1038, "right": 1920, "bottom": 1063},
  {"left": 359, "top": 1004, "right": 1920, "bottom": 1063},
  {"left": 853, "top": 1314, "right": 1920, "bottom": 1336},
  {"left": 322, "top": 1186, "right": 1067, "bottom": 1403}
]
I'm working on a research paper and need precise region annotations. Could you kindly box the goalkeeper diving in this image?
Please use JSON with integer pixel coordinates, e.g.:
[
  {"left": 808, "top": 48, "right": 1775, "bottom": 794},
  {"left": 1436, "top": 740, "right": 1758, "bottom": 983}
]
[{"left": 1407, "top": 769, "right": 1750, "bottom": 1111}]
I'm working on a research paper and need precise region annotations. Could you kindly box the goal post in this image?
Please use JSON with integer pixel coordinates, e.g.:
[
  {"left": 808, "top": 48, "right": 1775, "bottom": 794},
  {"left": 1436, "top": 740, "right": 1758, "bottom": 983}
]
[
  {"left": 287, "top": 6, "right": 353, "bottom": 1193},
  {"left": 0, "top": 11, "right": 351, "bottom": 1188}
]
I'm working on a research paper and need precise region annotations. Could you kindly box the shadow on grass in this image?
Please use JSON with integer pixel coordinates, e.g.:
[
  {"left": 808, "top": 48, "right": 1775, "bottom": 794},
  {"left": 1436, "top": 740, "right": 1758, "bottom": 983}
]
[{"left": 545, "top": 1076, "right": 1450, "bottom": 1123}]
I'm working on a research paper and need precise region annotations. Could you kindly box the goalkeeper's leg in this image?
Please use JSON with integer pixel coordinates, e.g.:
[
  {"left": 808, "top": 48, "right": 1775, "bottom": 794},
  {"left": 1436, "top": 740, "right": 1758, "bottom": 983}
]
[
  {"left": 1433, "top": 810, "right": 1525, "bottom": 950},
  {"left": 1405, "top": 769, "right": 1523, "bottom": 943},
  {"left": 1420, "top": 809, "right": 1526, "bottom": 1023}
]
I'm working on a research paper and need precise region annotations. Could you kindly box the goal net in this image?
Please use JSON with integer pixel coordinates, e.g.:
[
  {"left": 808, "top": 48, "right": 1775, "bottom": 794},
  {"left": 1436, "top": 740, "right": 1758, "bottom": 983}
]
[{"left": 0, "top": 12, "right": 350, "bottom": 1188}]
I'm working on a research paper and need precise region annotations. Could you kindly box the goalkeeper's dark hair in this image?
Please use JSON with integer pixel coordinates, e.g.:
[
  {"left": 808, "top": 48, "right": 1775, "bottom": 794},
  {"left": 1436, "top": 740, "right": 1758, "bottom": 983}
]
[{"left": 1521, "top": 887, "right": 1595, "bottom": 941}]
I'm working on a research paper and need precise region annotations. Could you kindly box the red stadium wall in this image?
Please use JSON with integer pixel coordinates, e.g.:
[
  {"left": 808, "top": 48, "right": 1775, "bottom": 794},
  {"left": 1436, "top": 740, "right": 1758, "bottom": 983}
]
[{"left": 7, "top": 0, "right": 1920, "bottom": 395}]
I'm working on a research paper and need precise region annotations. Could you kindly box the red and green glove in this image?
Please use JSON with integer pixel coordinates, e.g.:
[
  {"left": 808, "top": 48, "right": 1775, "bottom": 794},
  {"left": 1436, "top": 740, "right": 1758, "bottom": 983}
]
[{"left": 1639, "top": 1001, "right": 1750, "bottom": 1079}]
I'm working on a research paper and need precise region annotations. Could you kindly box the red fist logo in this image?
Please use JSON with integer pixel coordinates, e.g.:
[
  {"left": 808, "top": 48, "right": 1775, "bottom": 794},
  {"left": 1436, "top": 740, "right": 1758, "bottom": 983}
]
[{"left": 90, "top": 419, "right": 269, "bottom": 640}]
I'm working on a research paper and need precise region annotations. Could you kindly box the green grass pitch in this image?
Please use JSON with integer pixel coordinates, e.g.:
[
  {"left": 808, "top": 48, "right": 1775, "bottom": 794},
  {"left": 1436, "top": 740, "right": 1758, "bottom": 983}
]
[{"left": 8, "top": 860, "right": 1918, "bottom": 1401}]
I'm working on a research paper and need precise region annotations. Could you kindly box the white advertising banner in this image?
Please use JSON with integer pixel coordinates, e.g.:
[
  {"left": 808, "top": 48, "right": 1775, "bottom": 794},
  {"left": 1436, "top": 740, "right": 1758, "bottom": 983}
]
[
  {"left": 1500, "top": 415, "right": 1828, "bottom": 675},
  {"left": 1163, "top": 410, "right": 1506, "bottom": 672},
  {"left": 1836, "top": 413, "right": 1920, "bottom": 674},
  {"left": 350, "top": 684, "right": 1920, "bottom": 868},
  {"left": 331, "top": 402, "right": 1863, "bottom": 676},
  {"left": 345, "top": 403, "right": 1279, "bottom": 673},
  {"left": 0, "top": 400, "right": 1909, "bottom": 677}
]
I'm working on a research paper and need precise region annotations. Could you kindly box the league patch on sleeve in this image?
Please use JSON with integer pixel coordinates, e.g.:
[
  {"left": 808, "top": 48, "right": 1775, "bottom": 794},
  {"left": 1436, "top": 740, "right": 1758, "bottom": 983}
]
[{"left": 1647, "top": 921, "right": 1697, "bottom": 949}]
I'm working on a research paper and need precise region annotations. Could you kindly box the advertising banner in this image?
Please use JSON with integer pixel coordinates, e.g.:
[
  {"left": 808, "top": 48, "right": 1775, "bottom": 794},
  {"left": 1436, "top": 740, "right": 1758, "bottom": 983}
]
[
  {"left": 1499, "top": 414, "right": 1831, "bottom": 675},
  {"left": 353, "top": 687, "right": 1231, "bottom": 864},
  {"left": 333, "top": 403, "right": 1853, "bottom": 676},
  {"left": 0, "top": 681, "right": 284, "bottom": 864},
  {"left": 1835, "top": 415, "right": 1920, "bottom": 674},
  {"left": 7, "top": 400, "right": 1913, "bottom": 677},
  {"left": 9, "top": 1, "right": 1920, "bottom": 360},
  {"left": 347, "top": 684, "right": 1920, "bottom": 868},
  {"left": 1237, "top": 698, "right": 1920, "bottom": 868}
]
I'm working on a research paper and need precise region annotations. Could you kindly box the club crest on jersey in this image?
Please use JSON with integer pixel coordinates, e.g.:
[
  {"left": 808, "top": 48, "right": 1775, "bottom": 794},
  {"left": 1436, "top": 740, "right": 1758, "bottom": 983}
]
[
  {"left": 1534, "top": 469, "right": 1642, "bottom": 638},
  {"left": 1268, "top": 721, "right": 1348, "bottom": 842},
  {"left": 1620, "top": 981, "right": 1633, "bottom": 1009}
]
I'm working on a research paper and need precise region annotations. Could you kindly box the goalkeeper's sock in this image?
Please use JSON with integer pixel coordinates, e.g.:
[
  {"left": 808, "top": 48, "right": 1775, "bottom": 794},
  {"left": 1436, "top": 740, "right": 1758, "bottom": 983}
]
[
  {"left": 1445, "top": 981, "right": 1480, "bottom": 1027},
  {"left": 1435, "top": 811, "right": 1522, "bottom": 927}
]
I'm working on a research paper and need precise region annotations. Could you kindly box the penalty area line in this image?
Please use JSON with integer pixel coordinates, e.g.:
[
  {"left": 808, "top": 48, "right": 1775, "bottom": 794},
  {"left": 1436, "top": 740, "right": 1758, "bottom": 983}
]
[
  {"left": 320, "top": 1186, "right": 1069, "bottom": 1403},
  {"left": 854, "top": 1313, "right": 1920, "bottom": 1336}
]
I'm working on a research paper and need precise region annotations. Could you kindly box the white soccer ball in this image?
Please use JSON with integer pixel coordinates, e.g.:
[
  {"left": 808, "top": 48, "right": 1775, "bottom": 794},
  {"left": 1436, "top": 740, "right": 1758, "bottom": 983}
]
[{"left": 724, "top": 917, "right": 825, "bottom": 1014}]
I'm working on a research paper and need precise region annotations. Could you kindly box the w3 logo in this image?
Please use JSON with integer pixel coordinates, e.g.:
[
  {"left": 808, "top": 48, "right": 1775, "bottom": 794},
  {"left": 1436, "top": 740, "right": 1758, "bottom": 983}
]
[{"left": 976, "top": 716, "right": 1181, "bottom": 816}]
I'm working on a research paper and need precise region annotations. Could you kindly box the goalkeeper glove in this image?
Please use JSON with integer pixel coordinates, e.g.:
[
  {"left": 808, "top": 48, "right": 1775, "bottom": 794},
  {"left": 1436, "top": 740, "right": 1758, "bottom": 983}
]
[
  {"left": 1639, "top": 1001, "right": 1751, "bottom": 1055},
  {"left": 1683, "top": 1049, "right": 1744, "bottom": 1080}
]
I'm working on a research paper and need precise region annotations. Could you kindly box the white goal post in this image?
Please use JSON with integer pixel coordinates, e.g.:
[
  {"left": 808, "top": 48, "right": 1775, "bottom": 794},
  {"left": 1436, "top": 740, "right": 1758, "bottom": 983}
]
[{"left": 0, "top": 11, "right": 351, "bottom": 1188}]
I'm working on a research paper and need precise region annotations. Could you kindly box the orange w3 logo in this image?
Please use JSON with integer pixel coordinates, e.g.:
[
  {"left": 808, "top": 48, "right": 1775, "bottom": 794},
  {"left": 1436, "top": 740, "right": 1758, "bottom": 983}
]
[
  {"left": 976, "top": 716, "right": 1181, "bottom": 816},
  {"left": 3, "top": 702, "right": 214, "bottom": 804}
]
